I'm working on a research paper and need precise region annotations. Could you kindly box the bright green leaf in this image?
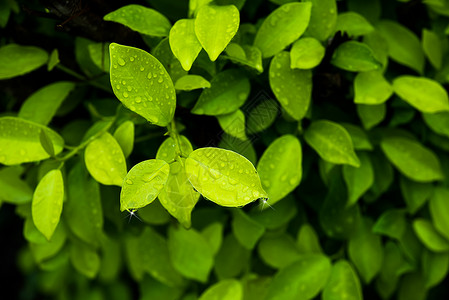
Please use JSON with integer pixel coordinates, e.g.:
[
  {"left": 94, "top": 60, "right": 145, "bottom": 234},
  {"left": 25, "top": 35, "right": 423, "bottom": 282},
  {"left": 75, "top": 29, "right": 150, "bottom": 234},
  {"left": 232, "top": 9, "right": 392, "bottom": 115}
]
[
  {"left": 109, "top": 43, "right": 176, "bottom": 126},
  {"left": 429, "top": 187, "right": 449, "bottom": 241},
  {"left": 303, "top": 0, "right": 337, "bottom": 41},
  {"left": 422, "top": 28, "right": 442, "bottom": 70},
  {"left": 335, "top": 12, "right": 374, "bottom": 36},
  {"left": 199, "top": 279, "right": 243, "bottom": 300},
  {"left": 113, "top": 120, "right": 134, "bottom": 158},
  {"left": 354, "top": 71, "right": 393, "bottom": 105},
  {"left": 322, "top": 260, "right": 363, "bottom": 300},
  {"left": 231, "top": 209, "right": 265, "bottom": 249},
  {"left": 169, "top": 19, "right": 202, "bottom": 71},
  {"left": 0, "top": 44, "right": 48, "bottom": 79},
  {"left": 225, "top": 44, "right": 263, "bottom": 73},
  {"left": 290, "top": 37, "right": 325, "bottom": 69},
  {"left": 331, "top": 41, "right": 381, "bottom": 72},
  {"left": 357, "top": 103, "right": 386, "bottom": 130},
  {"left": 423, "top": 111, "right": 449, "bottom": 138},
  {"left": 343, "top": 152, "right": 374, "bottom": 206},
  {"left": 413, "top": 218, "right": 449, "bottom": 252},
  {"left": 246, "top": 99, "right": 278, "bottom": 134},
  {"left": 217, "top": 110, "right": 247, "bottom": 141},
  {"left": 175, "top": 75, "right": 211, "bottom": 91}
]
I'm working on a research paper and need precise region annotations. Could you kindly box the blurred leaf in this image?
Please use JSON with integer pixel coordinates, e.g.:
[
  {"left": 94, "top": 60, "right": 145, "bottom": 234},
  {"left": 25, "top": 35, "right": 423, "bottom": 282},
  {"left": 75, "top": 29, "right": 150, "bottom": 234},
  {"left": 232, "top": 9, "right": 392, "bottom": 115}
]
[
  {"left": 397, "top": 272, "right": 427, "bottom": 300},
  {"left": 39, "top": 130, "right": 55, "bottom": 157},
  {"left": 373, "top": 209, "right": 407, "bottom": 239},
  {"left": 175, "top": 75, "right": 211, "bottom": 91},
  {"left": 399, "top": 176, "right": 433, "bottom": 214},
  {"left": 413, "top": 218, "right": 449, "bottom": 252},
  {"left": 231, "top": 209, "right": 265, "bottom": 249},
  {"left": 201, "top": 222, "right": 224, "bottom": 255},
  {"left": 0, "top": 44, "right": 48, "bottom": 79},
  {"left": 246, "top": 99, "right": 278, "bottom": 135},
  {"left": 303, "top": 0, "right": 337, "bottom": 41},
  {"left": 322, "top": 260, "right": 363, "bottom": 300},
  {"left": 423, "top": 111, "right": 449, "bottom": 138},
  {"left": 340, "top": 123, "right": 373, "bottom": 150},
  {"left": 47, "top": 49, "right": 59, "bottom": 71},
  {"left": 296, "top": 224, "right": 323, "bottom": 254},
  {"left": 69, "top": 240, "right": 100, "bottom": 279},
  {"left": 356, "top": 103, "right": 386, "bottom": 130},
  {"left": 290, "top": 37, "right": 325, "bottom": 69},
  {"left": 422, "top": 28, "right": 442, "bottom": 69},
  {"left": 0, "top": 166, "right": 33, "bottom": 204},
  {"left": 258, "top": 233, "right": 300, "bottom": 269},
  {"left": 88, "top": 43, "right": 110, "bottom": 73},
  {"left": 343, "top": 152, "right": 374, "bottom": 206},
  {"left": 214, "top": 233, "right": 250, "bottom": 279},
  {"left": 217, "top": 110, "right": 247, "bottom": 141},
  {"left": 331, "top": 41, "right": 381, "bottom": 72},
  {"left": 137, "top": 199, "right": 171, "bottom": 225},
  {"left": 429, "top": 187, "right": 449, "bottom": 241},
  {"left": 199, "top": 279, "right": 243, "bottom": 300},
  {"left": 335, "top": 12, "right": 374, "bottom": 36},
  {"left": 249, "top": 195, "right": 297, "bottom": 229}
]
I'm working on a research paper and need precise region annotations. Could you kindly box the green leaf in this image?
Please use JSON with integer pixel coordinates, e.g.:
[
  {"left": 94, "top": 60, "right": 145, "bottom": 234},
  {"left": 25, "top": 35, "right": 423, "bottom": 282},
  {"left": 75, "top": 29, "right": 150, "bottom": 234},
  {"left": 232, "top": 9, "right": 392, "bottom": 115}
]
[
  {"left": 265, "top": 254, "right": 332, "bottom": 300},
  {"left": 124, "top": 234, "right": 145, "bottom": 281},
  {"left": 189, "top": 0, "right": 213, "bottom": 17},
  {"left": 152, "top": 37, "right": 188, "bottom": 83},
  {"left": 376, "top": 20, "right": 425, "bottom": 74},
  {"left": 398, "top": 273, "right": 427, "bottom": 300},
  {"left": 168, "top": 225, "right": 214, "bottom": 282},
  {"left": 340, "top": 123, "right": 373, "bottom": 150},
  {"left": 32, "top": 169, "right": 64, "bottom": 241},
  {"left": 304, "top": 120, "right": 360, "bottom": 167},
  {"left": 334, "top": 12, "right": 374, "bottom": 37},
  {"left": 246, "top": 99, "right": 278, "bottom": 134},
  {"left": 185, "top": 147, "right": 267, "bottom": 206},
  {"left": 399, "top": 176, "right": 432, "bottom": 214},
  {"left": 343, "top": 152, "right": 374, "bottom": 206},
  {"left": 214, "top": 233, "right": 251, "bottom": 279},
  {"left": 249, "top": 195, "right": 297, "bottom": 229},
  {"left": 104, "top": 5, "right": 171, "bottom": 37},
  {"left": 113, "top": 120, "right": 134, "bottom": 158},
  {"left": 175, "top": 75, "right": 211, "bottom": 91},
  {"left": 47, "top": 49, "right": 59, "bottom": 71},
  {"left": 0, "top": 167, "right": 33, "bottom": 204},
  {"left": 199, "top": 279, "right": 243, "bottom": 300},
  {"left": 422, "top": 250, "right": 449, "bottom": 288},
  {"left": 138, "top": 199, "right": 170, "bottom": 225},
  {"left": 348, "top": 218, "right": 383, "bottom": 283},
  {"left": 157, "top": 135, "right": 194, "bottom": 162},
  {"left": 303, "top": 0, "right": 337, "bottom": 41},
  {"left": 380, "top": 136, "right": 443, "bottom": 182},
  {"left": 217, "top": 110, "right": 247, "bottom": 141},
  {"left": 290, "top": 37, "right": 325, "bottom": 69},
  {"left": 201, "top": 222, "right": 224, "bottom": 255},
  {"left": 195, "top": 5, "right": 239, "bottom": 61},
  {"left": 347, "top": 0, "right": 380, "bottom": 23},
  {"left": 423, "top": 111, "right": 449, "bottom": 138},
  {"left": 231, "top": 209, "right": 265, "bottom": 249},
  {"left": 120, "top": 159, "right": 170, "bottom": 211},
  {"left": 429, "top": 187, "right": 449, "bottom": 241},
  {"left": 69, "top": 240, "right": 100, "bottom": 279},
  {"left": 140, "top": 276, "right": 184, "bottom": 300},
  {"left": 98, "top": 235, "right": 122, "bottom": 282},
  {"left": 0, "top": 117, "right": 64, "bottom": 165},
  {"left": 296, "top": 224, "right": 323, "bottom": 254},
  {"left": 258, "top": 233, "right": 300, "bottom": 269},
  {"left": 422, "top": 29, "right": 442, "bottom": 70},
  {"left": 192, "top": 69, "right": 250, "bottom": 115},
  {"left": 354, "top": 71, "right": 393, "bottom": 104},
  {"left": 357, "top": 103, "right": 386, "bottom": 130},
  {"left": 39, "top": 130, "right": 55, "bottom": 157},
  {"left": 257, "top": 135, "right": 302, "bottom": 205},
  {"left": 29, "top": 222, "right": 66, "bottom": 264},
  {"left": 85, "top": 132, "right": 127, "bottom": 186},
  {"left": 269, "top": 52, "right": 312, "bottom": 121},
  {"left": 225, "top": 44, "right": 263, "bottom": 73},
  {"left": 219, "top": 134, "right": 257, "bottom": 165},
  {"left": 413, "top": 218, "right": 449, "bottom": 252},
  {"left": 0, "top": 44, "right": 48, "bottom": 79},
  {"left": 322, "top": 260, "right": 363, "bottom": 300},
  {"left": 331, "top": 41, "right": 381, "bottom": 72},
  {"left": 109, "top": 43, "right": 176, "bottom": 126},
  {"left": 169, "top": 19, "right": 202, "bottom": 71},
  {"left": 373, "top": 209, "right": 407, "bottom": 240},
  {"left": 87, "top": 42, "right": 110, "bottom": 73},
  {"left": 393, "top": 76, "right": 449, "bottom": 113},
  {"left": 253, "top": 2, "right": 312, "bottom": 58}
]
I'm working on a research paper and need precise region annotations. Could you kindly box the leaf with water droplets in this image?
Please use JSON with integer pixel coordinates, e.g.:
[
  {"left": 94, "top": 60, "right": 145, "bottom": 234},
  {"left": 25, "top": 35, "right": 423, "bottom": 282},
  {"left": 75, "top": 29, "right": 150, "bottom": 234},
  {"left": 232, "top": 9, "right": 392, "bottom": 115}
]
[
  {"left": 322, "top": 260, "right": 363, "bottom": 300},
  {"left": 0, "top": 117, "right": 64, "bottom": 165},
  {"left": 109, "top": 43, "right": 176, "bottom": 126},
  {"left": 195, "top": 5, "right": 239, "bottom": 61},
  {"left": 354, "top": 70, "right": 393, "bottom": 104},
  {"left": 192, "top": 69, "right": 250, "bottom": 115},
  {"left": 32, "top": 169, "right": 64, "bottom": 241},
  {"left": 113, "top": 120, "right": 134, "bottom": 158},
  {"left": 120, "top": 159, "right": 170, "bottom": 211},
  {"left": 169, "top": 19, "right": 202, "bottom": 71},
  {"left": 334, "top": 11, "right": 374, "bottom": 37},
  {"left": 257, "top": 135, "right": 302, "bottom": 206},
  {"left": 199, "top": 279, "right": 243, "bottom": 300},
  {"left": 104, "top": 5, "right": 171, "bottom": 37},
  {"left": 0, "top": 44, "right": 48, "bottom": 79},
  {"left": 269, "top": 52, "right": 312, "bottom": 121},
  {"left": 254, "top": 2, "right": 312, "bottom": 58},
  {"left": 290, "top": 37, "right": 325, "bottom": 69},
  {"left": 84, "top": 132, "right": 127, "bottom": 187},
  {"left": 225, "top": 43, "right": 263, "bottom": 73},
  {"left": 303, "top": 0, "right": 337, "bottom": 41},
  {"left": 217, "top": 110, "right": 247, "bottom": 141},
  {"left": 331, "top": 41, "right": 381, "bottom": 72},
  {"left": 175, "top": 75, "right": 210, "bottom": 91},
  {"left": 185, "top": 147, "right": 268, "bottom": 207}
]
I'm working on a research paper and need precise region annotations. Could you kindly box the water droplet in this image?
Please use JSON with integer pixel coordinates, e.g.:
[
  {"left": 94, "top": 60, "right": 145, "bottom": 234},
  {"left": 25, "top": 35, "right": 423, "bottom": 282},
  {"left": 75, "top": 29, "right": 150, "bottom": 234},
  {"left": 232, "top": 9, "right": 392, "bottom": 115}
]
[
  {"left": 130, "top": 106, "right": 136, "bottom": 111},
  {"left": 113, "top": 64, "right": 118, "bottom": 69},
  {"left": 140, "top": 66, "right": 145, "bottom": 71},
  {"left": 126, "top": 179, "right": 133, "bottom": 185},
  {"left": 122, "top": 80, "right": 126, "bottom": 85},
  {"left": 123, "top": 92, "right": 129, "bottom": 98},
  {"left": 252, "top": 191, "right": 260, "bottom": 198},
  {"left": 281, "top": 175, "right": 287, "bottom": 181},
  {"left": 127, "top": 86, "right": 132, "bottom": 92},
  {"left": 116, "top": 85, "right": 121, "bottom": 90},
  {"left": 118, "top": 58, "right": 126, "bottom": 66},
  {"left": 158, "top": 77, "right": 164, "bottom": 83},
  {"left": 130, "top": 57, "right": 135, "bottom": 62},
  {"left": 147, "top": 72, "right": 152, "bottom": 79},
  {"left": 135, "top": 97, "right": 142, "bottom": 103},
  {"left": 149, "top": 96, "right": 153, "bottom": 102}
]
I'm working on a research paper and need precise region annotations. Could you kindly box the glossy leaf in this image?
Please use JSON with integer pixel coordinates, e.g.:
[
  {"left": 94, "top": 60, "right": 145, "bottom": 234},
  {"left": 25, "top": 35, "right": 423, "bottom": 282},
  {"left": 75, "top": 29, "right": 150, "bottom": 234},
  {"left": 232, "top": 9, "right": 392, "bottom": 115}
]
[
  {"left": 0, "top": 117, "right": 64, "bottom": 165},
  {"left": 258, "top": 233, "right": 300, "bottom": 269},
  {"left": 254, "top": 2, "right": 312, "bottom": 58},
  {"left": 231, "top": 209, "right": 265, "bottom": 249},
  {"left": 343, "top": 152, "right": 374, "bottom": 206},
  {"left": 331, "top": 41, "right": 381, "bottom": 72},
  {"left": 322, "top": 260, "right": 363, "bottom": 300},
  {"left": 257, "top": 135, "right": 302, "bottom": 205},
  {"left": 32, "top": 169, "right": 64, "bottom": 241},
  {"left": 104, "top": 5, "right": 171, "bottom": 37},
  {"left": 225, "top": 44, "right": 263, "bottom": 73},
  {"left": 269, "top": 52, "right": 312, "bottom": 121},
  {"left": 265, "top": 254, "right": 332, "bottom": 300},
  {"left": 422, "top": 28, "right": 442, "bottom": 69},
  {"left": 413, "top": 218, "right": 449, "bottom": 252},
  {"left": 109, "top": 43, "right": 176, "bottom": 126},
  {"left": 70, "top": 240, "right": 100, "bottom": 279},
  {"left": 199, "top": 279, "right": 243, "bottom": 300},
  {"left": 192, "top": 69, "right": 250, "bottom": 115},
  {"left": 429, "top": 187, "right": 449, "bottom": 241},
  {"left": 185, "top": 147, "right": 268, "bottom": 207},
  {"left": 354, "top": 71, "right": 393, "bottom": 104},
  {"left": 0, "top": 167, "right": 33, "bottom": 204},
  {"left": 195, "top": 5, "right": 239, "bottom": 61},
  {"left": 290, "top": 37, "right": 325, "bottom": 69},
  {"left": 175, "top": 75, "right": 211, "bottom": 91},
  {"left": 85, "top": 132, "right": 127, "bottom": 186},
  {"left": 303, "top": 0, "right": 337, "bottom": 41},
  {"left": 169, "top": 19, "right": 202, "bottom": 71},
  {"left": 0, "top": 44, "right": 48, "bottom": 79},
  {"left": 393, "top": 76, "right": 449, "bottom": 113},
  {"left": 120, "top": 159, "right": 170, "bottom": 211},
  {"left": 113, "top": 120, "right": 134, "bottom": 158},
  {"left": 18, "top": 81, "right": 75, "bottom": 125},
  {"left": 335, "top": 12, "right": 374, "bottom": 36},
  {"left": 400, "top": 176, "right": 432, "bottom": 214},
  {"left": 380, "top": 136, "right": 443, "bottom": 182},
  {"left": 217, "top": 110, "right": 247, "bottom": 141},
  {"left": 305, "top": 120, "right": 360, "bottom": 167}
]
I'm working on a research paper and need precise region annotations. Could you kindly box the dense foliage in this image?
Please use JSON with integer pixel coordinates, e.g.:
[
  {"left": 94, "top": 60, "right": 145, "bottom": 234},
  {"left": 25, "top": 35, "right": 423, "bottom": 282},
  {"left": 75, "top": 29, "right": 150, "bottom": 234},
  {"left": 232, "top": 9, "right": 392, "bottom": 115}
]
[{"left": 1, "top": 0, "right": 449, "bottom": 299}]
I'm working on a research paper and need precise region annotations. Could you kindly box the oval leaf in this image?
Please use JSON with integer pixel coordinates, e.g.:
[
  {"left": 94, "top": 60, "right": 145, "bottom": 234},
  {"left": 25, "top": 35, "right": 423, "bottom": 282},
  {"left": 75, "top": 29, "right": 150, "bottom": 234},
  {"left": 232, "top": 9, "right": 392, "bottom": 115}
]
[
  {"left": 354, "top": 70, "right": 393, "bottom": 104},
  {"left": 331, "top": 41, "right": 381, "bottom": 72},
  {"left": 169, "top": 19, "right": 202, "bottom": 71},
  {"left": 120, "top": 159, "right": 170, "bottom": 211},
  {"left": 343, "top": 152, "right": 374, "bottom": 206},
  {"left": 0, "top": 44, "right": 48, "bottom": 79},
  {"left": 422, "top": 29, "right": 442, "bottom": 70},
  {"left": 429, "top": 187, "right": 449, "bottom": 241},
  {"left": 175, "top": 75, "right": 211, "bottom": 91},
  {"left": 199, "top": 279, "right": 243, "bottom": 300},
  {"left": 109, "top": 43, "right": 176, "bottom": 126},
  {"left": 195, "top": 5, "right": 239, "bottom": 61},
  {"left": 303, "top": 0, "right": 337, "bottom": 41},
  {"left": 113, "top": 120, "right": 134, "bottom": 158},
  {"left": 217, "top": 110, "right": 247, "bottom": 141},
  {"left": 334, "top": 11, "right": 374, "bottom": 37},
  {"left": 32, "top": 169, "right": 64, "bottom": 241},
  {"left": 322, "top": 260, "right": 363, "bottom": 300},
  {"left": 413, "top": 218, "right": 449, "bottom": 252},
  {"left": 185, "top": 147, "right": 268, "bottom": 207},
  {"left": 290, "top": 37, "right": 325, "bottom": 69}
]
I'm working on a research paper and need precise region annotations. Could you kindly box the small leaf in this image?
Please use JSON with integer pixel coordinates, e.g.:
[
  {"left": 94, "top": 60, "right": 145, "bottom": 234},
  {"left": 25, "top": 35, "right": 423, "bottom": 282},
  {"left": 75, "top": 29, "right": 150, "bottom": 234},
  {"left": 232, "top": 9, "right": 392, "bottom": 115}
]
[
  {"left": 47, "top": 49, "right": 59, "bottom": 71},
  {"left": 357, "top": 103, "right": 386, "bottom": 129},
  {"left": 413, "top": 218, "right": 449, "bottom": 252},
  {"left": 322, "top": 260, "right": 363, "bottom": 300},
  {"left": 175, "top": 75, "right": 211, "bottom": 91},
  {"left": 253, "top": 2, "right": 312, "bottom": 58},
  {"left": 201, "top": 222, "right": 224, "bottom": 255},
  {"left": 334, "top": 12, "right": 374, "bottom": 36},
  {"left": 199, "top": 279, "right": 243, "bottom": 300},
  {"left": 303, "top": 0, "right": 337, "bottom": 41},
  {"left": 113, "top": 120, "right": 134, "bottom": 158},
  {"left": 192, "top": 69, "right": 250, "bottom": 115},
  {"left": 246, "top": 99, "right": 279, "bottom": 134},
  {"left": 109, "top": 43, "right": 176, "bottom": 126},
  {"left": 69, "top": 240, "right": 100, "bottom": 278},
  {"left": 120, "top": 159, "right": 170, "bottom": 211},
  {"left": 269, "top": 52, "right": 312, "bottom": 121},
  {"left": 195, "top": 5, "right": 239, "bottom": 61},
  {"left": 104, "top": 5, "right": 171, "bottom": 36},
  {"left": 290, "top": 37, "right": 325, "bottom": 69},
  {"left": 422, "top": 250, "right": 449, "bottom": 288},
  {"left": 393, "top": 76, "right": 449, "bottom": 113},
  {"left": 354, "top": 71, "right": 393, "bottom": 104},
  {"left": 217, "top": 110, "right": 247, "bottom": 141},
  {"left": 0, "top": 117, "right": 64, "bottom": 165},
  {"left": 423, "top": 111, "right": 449, "bottom": 138},
  {"left": 84, "top": 132, "right": 127, "bottom": 186},
  {"left": 157, "top": 135, "right": 194, "bottom": 162},
  {"left": 340, "top": 123, "right": 373, "bottom": 150},
  {"left": 258, "top": 233, "right": 300, "bottom": 269},
  {"left": 304, "top": 120, "right": 360, "bottom": 167},
  {"left": 257, "top": 135, "right": 302, "bottom": 205},
  {"left": 225, "top": 44, "right": 263, "bottom": 73},
  {"left": 373, "top": 209, "right": 407, "bottom": 240},
  {"left": 380, "top": 136, "right": 443, "bottom": 182},
  {"left": 39, "top": 130, "right": 55, "bottom": 157},
  {"left": 32, "top": 169, "right": 64, "bottom": 241},
  {"left": 231, "top": 209, "right": 265, "bottom": 249},
  {"left": 88, "top": 42, "right": 110, "bottom": 73},
  {"left": 0, "top": 167, "right": 33, "bottom": 204},
  {"left": 331, "top": 41, "right": 381, "bottom": 72},
  {"left": 296, "top": 224, "right": 323, "bottom": 254},
  {"left": 399, "top": 176, "right": 432, "bottom": 214},
  {"left": 429, "top": 187, "right": 449, "bottom": 241},
  {"left": 0, "top": 44, "right": 48, "bottom": 79},
  {"left": 169, "top": 19, "right": 202, "bottom": 71},
  {"left": 265, "top": 254, "right": 332, "bottom": 300},
  {"left": 422, "top": 29, "right": 442, "bottom": 70},
  {"left": 215, "top": 233, "right": 251, "bottom": 279},
  {"left": 343, "top": 152, "right": 374, "bottom": 206}
]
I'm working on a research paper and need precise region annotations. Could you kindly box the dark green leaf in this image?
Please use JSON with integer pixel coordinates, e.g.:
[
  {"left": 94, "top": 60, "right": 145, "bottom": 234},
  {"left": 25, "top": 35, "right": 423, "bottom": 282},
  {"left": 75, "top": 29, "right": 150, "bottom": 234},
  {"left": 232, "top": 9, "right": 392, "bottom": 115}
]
[
  {"left": 231, "top": 209, "right": 265, "bottom": 249},
  {"left": 0, "top": 44, "right": 48, "bottom": 79},
  {"left": 331, "top": 41, "right": 381, "bottom": 72},
  {"left": 322, "top": 260, "right": 363, "bottom": 300}
]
